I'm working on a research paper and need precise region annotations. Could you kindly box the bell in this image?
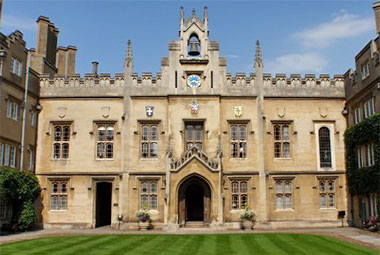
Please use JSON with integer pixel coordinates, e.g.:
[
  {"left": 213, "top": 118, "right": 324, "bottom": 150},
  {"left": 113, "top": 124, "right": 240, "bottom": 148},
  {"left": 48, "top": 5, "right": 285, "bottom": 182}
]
[{"left": 188, "top": 41, "right": 200, "bottom": 56}]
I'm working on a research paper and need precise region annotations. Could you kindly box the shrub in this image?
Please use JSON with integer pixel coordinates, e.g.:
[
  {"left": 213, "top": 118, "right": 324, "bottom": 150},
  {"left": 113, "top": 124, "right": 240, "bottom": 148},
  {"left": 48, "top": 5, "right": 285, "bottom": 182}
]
[
  {"left": 240, "top": 204, "right": 256, "bottom": 222},
  {"left": 0, "top": 167, "right": 41, "bottom": 231}
]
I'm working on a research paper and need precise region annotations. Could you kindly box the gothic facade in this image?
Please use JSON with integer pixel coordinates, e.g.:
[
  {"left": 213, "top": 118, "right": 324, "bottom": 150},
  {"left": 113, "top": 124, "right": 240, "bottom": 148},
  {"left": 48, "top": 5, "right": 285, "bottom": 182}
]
[{"left": 35, "top": 8, "right": 348, "bottom": 230}]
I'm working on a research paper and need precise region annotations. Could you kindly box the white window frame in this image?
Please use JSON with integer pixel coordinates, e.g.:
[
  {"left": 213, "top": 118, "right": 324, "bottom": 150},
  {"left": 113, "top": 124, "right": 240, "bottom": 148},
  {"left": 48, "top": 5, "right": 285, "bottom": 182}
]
[
  {"left": 9, "top": 145, "right": 17, "bottom": 168},
  {"left": 361, "top": 62, "right": 370, "bottom": 80},
  {"left": 6, "top": 99, "right": 20, "bottom": 121},
  {"left": 354, "top": 107, "right": 361, "bottom": 124},
  {"left": 0, "top": 144, "right": 4, "bottom": 166},
  {"left": 30, "top": 111, "right": 36, "bottom": 127},
  {"left": 28, "top": 146, "right": 35, "bottom": 171},
  {"left": 10, "top": 57, "right": 22, "bottom": 76},
  {"left": 274, "top": 179, "right": 293, "bottom": 210},
  {"left": 315, "top": 123, "right": 336, "bottom": 171},
  {"left": 96, "top": 123, "right": 114, "bottom": 160},
  {"left": 357, "top": 146, "right": 364, "bottom": 168}
]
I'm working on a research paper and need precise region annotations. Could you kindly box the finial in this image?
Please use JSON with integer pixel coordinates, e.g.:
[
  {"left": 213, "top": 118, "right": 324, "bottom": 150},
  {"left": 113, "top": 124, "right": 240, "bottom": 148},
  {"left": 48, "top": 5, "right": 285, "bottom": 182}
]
[
  {"left": 192, "top": 8, "right": 196, "bottom": 17},
  {"left": 204, "top": 6, "right": 208, "bottom": 19},
  {"left": 180, "top": 6, "right": 184, "bottom": 21},
  {"left": 255, "top": 40, "right": 263, "bottom": 67},
  {"left": 124, "top": 40, "right": 133, "bottom": 72}
]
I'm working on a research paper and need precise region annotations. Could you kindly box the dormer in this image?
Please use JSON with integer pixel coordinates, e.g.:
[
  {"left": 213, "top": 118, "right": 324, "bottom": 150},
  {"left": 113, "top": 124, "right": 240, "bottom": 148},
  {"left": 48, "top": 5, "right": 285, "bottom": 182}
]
[{"left": 179, "top": 7, "right": 209, "bottom": 59}]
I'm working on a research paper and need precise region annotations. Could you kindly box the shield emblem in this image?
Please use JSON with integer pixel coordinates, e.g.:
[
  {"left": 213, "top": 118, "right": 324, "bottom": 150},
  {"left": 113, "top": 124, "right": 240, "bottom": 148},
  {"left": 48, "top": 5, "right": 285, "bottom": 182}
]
[
  {"left": 277, "top": 107, "right": 285, "bottom": 118},
  {"left": 234, "top": 106, "right": 243, "bottom": 117},
  {"left": 101, "top": 106, "right": 110, "bottom": 118},
  {"left": 58, "top": 107, "right": 67, "bottom": 119},
  {"left": 189, "top": 100, "right": 199, "bottom": 114},
  {"left": 146, "top": 106, "right": 154, "bottom": 117}
]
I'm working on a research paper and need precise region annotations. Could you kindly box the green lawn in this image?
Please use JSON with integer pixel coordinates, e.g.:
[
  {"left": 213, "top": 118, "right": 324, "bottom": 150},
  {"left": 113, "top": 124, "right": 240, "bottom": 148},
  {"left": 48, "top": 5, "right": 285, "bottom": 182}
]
[{"left": 0, "top": 234, "right": 378, "bottom": 255}]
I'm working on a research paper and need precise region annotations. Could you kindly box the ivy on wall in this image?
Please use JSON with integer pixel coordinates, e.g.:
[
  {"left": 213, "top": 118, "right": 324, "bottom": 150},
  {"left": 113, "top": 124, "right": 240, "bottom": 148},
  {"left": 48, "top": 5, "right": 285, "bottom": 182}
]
[
  {"left": 344, "top": 113, "right": 380, "bottom": 195},
  {"left": 0, "top": 167, "right": 41, "bottom": 231}
]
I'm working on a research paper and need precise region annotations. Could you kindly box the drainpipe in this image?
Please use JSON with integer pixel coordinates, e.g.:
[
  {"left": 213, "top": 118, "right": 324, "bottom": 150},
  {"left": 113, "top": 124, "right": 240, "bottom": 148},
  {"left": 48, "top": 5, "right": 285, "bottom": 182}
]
[{"left": 20, "top": 50, "right": 31, "bottom": 170}]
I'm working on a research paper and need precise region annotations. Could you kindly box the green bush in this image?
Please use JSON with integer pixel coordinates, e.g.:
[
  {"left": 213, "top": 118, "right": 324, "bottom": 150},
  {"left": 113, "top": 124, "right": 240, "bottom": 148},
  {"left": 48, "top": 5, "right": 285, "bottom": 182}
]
[{"left": 0, "top": 167, "right": 41, "bottom": 231}]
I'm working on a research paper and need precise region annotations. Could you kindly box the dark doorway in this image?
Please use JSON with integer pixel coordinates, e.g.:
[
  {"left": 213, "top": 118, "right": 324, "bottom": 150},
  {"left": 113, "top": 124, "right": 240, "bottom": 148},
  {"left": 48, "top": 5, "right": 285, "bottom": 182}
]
[
  {"left": 178, "top": 175, "right": 211, "bottom": 225},
  {"left": 185, "top": 183, "right": 204, "bottom": 221},
  {"left": 96, "top": 182, "right": 112, "bottom": 228}
]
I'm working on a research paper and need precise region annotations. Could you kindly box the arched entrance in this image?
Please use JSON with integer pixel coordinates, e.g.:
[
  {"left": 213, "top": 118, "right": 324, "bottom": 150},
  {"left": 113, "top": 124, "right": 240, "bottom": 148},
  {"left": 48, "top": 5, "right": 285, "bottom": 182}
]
[{"left": 178, "top": 175, "right": 211, "bottom": 225}]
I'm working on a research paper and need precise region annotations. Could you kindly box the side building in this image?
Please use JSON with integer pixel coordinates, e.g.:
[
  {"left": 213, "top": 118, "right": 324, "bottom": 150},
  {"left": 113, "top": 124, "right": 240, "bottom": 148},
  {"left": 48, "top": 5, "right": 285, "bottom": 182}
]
[
  {"left": 344, "top": 2, "right": 380, "bottom": 227},
  {"left": 36, "top": 8, "right": 348, "bottom": 230},
  {"left": 0, "top": 16, "right": 76, "bottom": 227}
]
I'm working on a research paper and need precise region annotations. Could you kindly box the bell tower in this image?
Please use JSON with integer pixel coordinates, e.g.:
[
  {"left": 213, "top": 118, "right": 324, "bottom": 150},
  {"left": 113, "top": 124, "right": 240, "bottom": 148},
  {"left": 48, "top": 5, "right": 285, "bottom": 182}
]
[{"left": 179, "top": 7, "right": 209, "bottom": 59}]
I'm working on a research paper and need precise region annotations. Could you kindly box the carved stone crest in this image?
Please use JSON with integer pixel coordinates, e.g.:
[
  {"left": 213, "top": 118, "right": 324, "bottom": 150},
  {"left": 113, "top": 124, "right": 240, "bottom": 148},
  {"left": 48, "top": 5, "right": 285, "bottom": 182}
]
[
  {"left": 319, "top": 107, "right": 328, "bottom": 118},
  {"left": 234, "top": 106, "right": 243, "bottom": 117},
  {"left": 58, "top": 107, "right": 67, "bottom": 119},
  {"left": 189, "top": 100, "right": 199, "bottom": 114},
  {"left": 101, "top": 107, "right": 110, "bottom": 118},
  {"left": 146, "top": 106, "right": 154, "bottom": 117},
  {"left": 277, "top": 107, "right": 285, "bottom": 118}
]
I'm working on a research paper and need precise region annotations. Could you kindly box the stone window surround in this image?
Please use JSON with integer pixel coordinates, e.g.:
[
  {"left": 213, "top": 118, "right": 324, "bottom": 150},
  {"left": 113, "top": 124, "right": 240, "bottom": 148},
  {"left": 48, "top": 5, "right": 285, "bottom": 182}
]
[
  {"left": 317, "top": 176, "right": 338, "bottom": 210},
  {"left": 47, "top": 177, "right": 70, "bottom": 212},
  {"left": 272, "top": 176, "right": 295, "bottom": 211},
  {"left": 227, "top": 176, "right": 251, "bottom": 212},
  {"left": 92, "top": 121, "right": 117, "bottom": 160},
  {"left": 314, "top": 122, "right": 336, "bottom": 171}
]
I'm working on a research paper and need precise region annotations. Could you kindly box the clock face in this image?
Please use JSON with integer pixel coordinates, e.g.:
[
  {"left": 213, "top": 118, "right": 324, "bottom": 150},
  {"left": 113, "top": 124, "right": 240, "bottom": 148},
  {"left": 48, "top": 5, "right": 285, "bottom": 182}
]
[{"left": 187, "top": 75, "right": 201, "bottom": 88}]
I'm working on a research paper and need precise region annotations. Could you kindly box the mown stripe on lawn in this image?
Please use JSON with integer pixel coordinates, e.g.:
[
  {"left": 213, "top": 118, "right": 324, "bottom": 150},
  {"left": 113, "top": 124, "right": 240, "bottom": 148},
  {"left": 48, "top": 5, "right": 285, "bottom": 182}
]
[
  {"left": 57, "top": 235, "right": 117, "bottom": 255},
  {"left": 239, "top": 234, "right": 271, "bottom": 255},
  {"left": 215, "top": 234, "right": 233, "bottom": 255},
  {"left": 178, "top": 235, "right": 205, "bottom": 255},
  {"left": 313, "top": 235, "right": 378, "bottom": 255},
  {"left": 274, "top": 234, "right": 308, "bottom": 255}
]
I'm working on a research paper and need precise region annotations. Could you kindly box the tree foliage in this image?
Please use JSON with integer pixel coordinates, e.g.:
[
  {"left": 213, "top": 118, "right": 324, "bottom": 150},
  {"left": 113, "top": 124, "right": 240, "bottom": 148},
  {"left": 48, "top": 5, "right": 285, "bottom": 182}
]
[{"left": 0, "top": 167, "right": 41, "bottom": 231}]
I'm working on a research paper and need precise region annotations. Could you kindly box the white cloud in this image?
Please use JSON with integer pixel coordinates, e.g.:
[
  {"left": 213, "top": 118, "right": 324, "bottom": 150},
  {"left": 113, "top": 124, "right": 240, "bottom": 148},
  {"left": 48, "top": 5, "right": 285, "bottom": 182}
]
[
  {"left": 265, "top": 53, "right": 328, "bottom": 74},
  {"left": 2, "top": 15, "right": 35, "bottom": 32},
  {"left": 294, "top": 11, "right": 373, "bottom": 48}
]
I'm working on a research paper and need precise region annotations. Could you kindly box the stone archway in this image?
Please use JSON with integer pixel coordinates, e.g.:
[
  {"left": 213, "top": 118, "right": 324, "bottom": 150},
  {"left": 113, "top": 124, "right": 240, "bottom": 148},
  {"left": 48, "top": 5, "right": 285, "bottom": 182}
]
[{"left": 178, "top": 175, "right": 211, "bottom": 225}]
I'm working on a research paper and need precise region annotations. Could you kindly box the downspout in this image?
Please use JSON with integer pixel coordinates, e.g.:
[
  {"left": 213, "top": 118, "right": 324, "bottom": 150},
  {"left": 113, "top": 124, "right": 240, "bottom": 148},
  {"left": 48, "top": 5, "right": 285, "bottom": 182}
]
[{"left": 20, "top": 50, "right": 31, "bottom": 170}]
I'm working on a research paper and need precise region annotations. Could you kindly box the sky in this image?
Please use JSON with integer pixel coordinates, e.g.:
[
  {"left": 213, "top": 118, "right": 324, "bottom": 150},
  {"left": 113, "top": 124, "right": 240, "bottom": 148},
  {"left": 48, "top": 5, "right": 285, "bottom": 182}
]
[{"left": 0, "top": 0, "right": 377, "bottom": 76}]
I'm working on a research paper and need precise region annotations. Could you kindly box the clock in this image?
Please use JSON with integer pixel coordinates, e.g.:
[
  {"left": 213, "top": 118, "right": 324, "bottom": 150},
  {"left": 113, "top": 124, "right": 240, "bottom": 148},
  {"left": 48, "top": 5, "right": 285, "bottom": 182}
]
[{"left": 187, "top": 74, "right": 201, "bottom": 88}]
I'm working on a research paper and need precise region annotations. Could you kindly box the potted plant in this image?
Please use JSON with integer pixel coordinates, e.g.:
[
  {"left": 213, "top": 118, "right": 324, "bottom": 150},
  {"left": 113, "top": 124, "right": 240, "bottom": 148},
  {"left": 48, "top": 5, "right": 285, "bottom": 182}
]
[
  {"left": 240, "top": 204, "right": 255, "bottom": 230},
  {"left": 136, "top": 203, "right": 152, "bottom": 230}
]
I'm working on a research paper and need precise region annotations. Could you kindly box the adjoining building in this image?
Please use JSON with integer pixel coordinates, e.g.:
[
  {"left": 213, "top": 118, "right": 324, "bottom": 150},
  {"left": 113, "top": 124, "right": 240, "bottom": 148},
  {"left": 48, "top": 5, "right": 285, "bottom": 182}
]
[
  {"left": 35, "top": 7, "right": 348, "bottom": 230},
  {"left": 344, "top": 2, "right": 380, "bottom": 228},
  {"left": 0, "top": 14, "right": 75, "bottom": 227}
]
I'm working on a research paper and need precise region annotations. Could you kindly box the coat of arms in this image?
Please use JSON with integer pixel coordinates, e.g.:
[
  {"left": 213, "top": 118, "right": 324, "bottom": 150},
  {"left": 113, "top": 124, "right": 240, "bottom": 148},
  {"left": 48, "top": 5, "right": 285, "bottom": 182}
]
[
  {"left": 145, "top": 106, "right": 154, "bottom": 117},
  {"left": 234, "top": 106, "right": 243, "bottom": 117},
  {"left": 189, "top": 100, "right": 199, "bottom": 114}
]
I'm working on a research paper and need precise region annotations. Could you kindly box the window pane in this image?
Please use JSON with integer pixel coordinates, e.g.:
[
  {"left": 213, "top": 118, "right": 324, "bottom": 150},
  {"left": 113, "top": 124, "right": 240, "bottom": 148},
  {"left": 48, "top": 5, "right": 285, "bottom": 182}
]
[
  {"left": 141, "top": 182, "right": 148, "bottom": 193},
  {"left": 274, "top": 125, "right": 281, "bottom": 140},
  {"left": 60, "top": 196, "right": 67, "bottom": 210},
  {"left": 151, "top": 182, "right": 157, "bottom": 193},
  {"left": 231, "top": 126, "right": 237, "bottom": 140},
  {"left": 241, "top": 195, "right": 247, "bottom": 208},
  {"left": 54, "top": 143, "right": 60, "bottom": 159},
  {"left": 328, "top": 195, "right": 335, "bottom": 207},
  {"left": 195, "top": 125, "right": 202, "bottom": 141},
  {"left": 240, "top": 181, "right": 247, "bottom": 193},
  {"left": 106, "top": 126, "right": 114, "bottom": 141},
  {"left": 98, "top": 126, "right": 106, "bottom": 141},
  {"left": 186, "top": 125, "right": 194, "bottom": 141},
  {"left": 97, "top": 143, "right": 105, "bottom": 158},
  {"left": 319, "top": 127, "right": 331, "bottom": 168},
  {"left": 142, "top": 126, "right": 149, "bottom": 141},
  {"left": 54, "top": 126, "right": 62, "bottom": 141},
  {"left": 231, "top": 143, "right": 238, "bottom": 158},
  {"left": 142, "top": 143, "right": 148, "bottom": 158},
  {"left": 328, "top": 181, "right": 334, "bottom": 192},
  {"left": 62, "top": 143, "right": 69, "bottom": 159},
  {"left": 141, "top": 195, "right": 148, "bottom": 208},
  {"left": 239, "top": 125, "right": 247, "bottom": 140},
  {"left": 150, "top": 142, "right": 158, "bottom": 157},
  {"left": 51, "top": 196, "right": 58, "bottom": 210},
  {"left": 283, "top": 143, "right": 290, "bottom": 158},
  {"left": 150, "top": 195, "right": 157, "bottom": 210},
  {"left": 285, "top": 195, "right": 292, "bottom": 209},
  {"left": 284, "top": 181, "right": 291, "bottom": 193},
  {"left": 232, "top": 195, "right": 239, "bottom": 209},
  {"left": 61, "top": 183, "right": 67, "bottom": 193},
  {"left": 319, "top": 181, "right": 325, "bottom": 192},
  {"left": 274, "top": 143, "right": 281, "bottom": 158},
  {"left": 282, "top": 125, "right": 289, "bottom": 140},
  {"left": 275, "top": 182, "right": 282, "bottom": 193},
  {"left": 232, "top": 182, "right": 238, "bottom": 193},
  {"left": 320, "top": 195, "right": 326, "bottom": 208},
  {"left": 239, "top": 142, "right": 246, "bottom": 158},
  {"left": 106, "top": 143, "right": 113, "bottom": 158},
  {"left": 151, "top": 126, "right": 158, "bottom": 141},
  {"left": 276, "top": 196, "right": 283, "bottom": 209},
  {"left": 62, "top": 126, "right": 70, "bottom": 141},
  {"left": 53, "top": 183, "right": 58, "bottom": 193}
]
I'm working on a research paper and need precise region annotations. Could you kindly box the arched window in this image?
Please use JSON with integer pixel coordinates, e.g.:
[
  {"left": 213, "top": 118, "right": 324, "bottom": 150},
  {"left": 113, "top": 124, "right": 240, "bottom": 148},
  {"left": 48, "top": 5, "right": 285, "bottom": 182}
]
[
  {"left": 96, "top": 124, "right": 114, "bottom": 159},
  {"left": 319, "top": 127, "right": 331, "bottom": 168}
]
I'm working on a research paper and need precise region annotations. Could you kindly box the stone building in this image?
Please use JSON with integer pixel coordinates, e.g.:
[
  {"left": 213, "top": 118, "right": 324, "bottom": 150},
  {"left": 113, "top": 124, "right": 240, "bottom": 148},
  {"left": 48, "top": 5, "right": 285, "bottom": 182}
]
[
  {"left": 0, "top": 15, "right": 75, "bottom": 227},
  {"left": 36, "top": 7, "right": 348, "bottom": 230},
  {"left": 344, "top": 2, "right": 380, "bottom": 227}
]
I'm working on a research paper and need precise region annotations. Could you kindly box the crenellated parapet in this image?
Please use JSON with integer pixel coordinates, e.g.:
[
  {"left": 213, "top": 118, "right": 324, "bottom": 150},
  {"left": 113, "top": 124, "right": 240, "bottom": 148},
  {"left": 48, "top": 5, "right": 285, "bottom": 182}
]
[{"left": 131, "top": 72, "right": 162, "bottom": 87}]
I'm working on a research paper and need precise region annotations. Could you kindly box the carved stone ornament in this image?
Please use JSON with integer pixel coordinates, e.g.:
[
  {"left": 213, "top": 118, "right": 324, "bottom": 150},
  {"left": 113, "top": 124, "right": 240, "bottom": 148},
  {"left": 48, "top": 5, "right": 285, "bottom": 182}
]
[
  {"left": 101, "top": 106, "right": 110, "bottom": 118},
  {"left": 234, "top": 106, "right": 243, "bottom": 117},
  {"left": 58, "top": 107, "right": 67, "bottom": 119},
  {"left": 277, "top": 107, "right": 285, "bottom": 118},
  {"left": 319, "top": 107, "right": 328, "bottom": 118},
  {"left": 189, "top": 99, "right": 199, "bottom": 114}
]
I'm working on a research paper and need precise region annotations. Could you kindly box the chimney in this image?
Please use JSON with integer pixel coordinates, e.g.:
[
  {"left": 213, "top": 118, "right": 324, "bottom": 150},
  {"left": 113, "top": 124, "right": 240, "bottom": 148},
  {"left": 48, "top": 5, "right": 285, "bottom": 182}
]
[
  {"left": 374, "top": 2, "right": 380, "bottom": 36},
  {"left": 66, "top": 45, "right": 76, "bottom": 75},
  {"left": 56, "top": 46, "right": 67, "bottom": 75},
  {"left": 35, "top": 16, "right": 58, "bottom": 64},
  {"left": 92, "top": 61, "right": 99, "bottom": 74}
]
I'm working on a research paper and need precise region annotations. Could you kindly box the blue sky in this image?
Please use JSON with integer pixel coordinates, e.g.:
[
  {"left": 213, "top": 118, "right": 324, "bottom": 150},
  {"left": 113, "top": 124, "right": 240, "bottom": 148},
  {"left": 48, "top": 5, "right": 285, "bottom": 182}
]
[{"left": 1, "top": 0, "right": 376, "bottom": 76}]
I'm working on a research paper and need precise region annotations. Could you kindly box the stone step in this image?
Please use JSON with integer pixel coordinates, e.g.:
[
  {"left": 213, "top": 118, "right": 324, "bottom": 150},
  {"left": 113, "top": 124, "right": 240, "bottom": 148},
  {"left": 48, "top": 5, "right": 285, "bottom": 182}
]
[{"left": 183, "top": 221, "right": 208, "bottom": 228}]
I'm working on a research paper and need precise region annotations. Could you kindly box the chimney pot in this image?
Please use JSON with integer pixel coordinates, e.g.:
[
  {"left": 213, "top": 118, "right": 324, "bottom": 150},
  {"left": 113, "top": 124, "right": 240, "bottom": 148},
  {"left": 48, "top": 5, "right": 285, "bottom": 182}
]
[
  {"left": 374, "top": 2, "right": 380, "bottom": 36},
  {"left": 92, "top": 61, "right": 99, "bottom": 74}
]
